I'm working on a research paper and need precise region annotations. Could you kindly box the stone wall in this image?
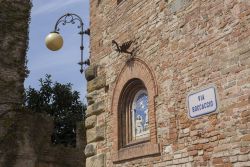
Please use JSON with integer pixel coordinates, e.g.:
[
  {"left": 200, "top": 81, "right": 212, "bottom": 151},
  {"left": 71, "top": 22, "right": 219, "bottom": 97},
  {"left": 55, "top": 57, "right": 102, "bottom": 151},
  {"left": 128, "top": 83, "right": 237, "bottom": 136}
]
[
  {"left": 0, "top": 1, "right": 85, "bottom": 166},
  {"left": 0, "top": 111, "right": 85, "bottom": 167},
  {"left": 84, "top": 66, "right": 106, "bottom": 167},
  {"left": 0, "top": 0, "right": 32, "bottom": 166},
  {"left": 0, "top": 0, "right": 30, "bottom": 115},
  {"left": 86, "top": 0, "right": 250, "bottom": 166}
]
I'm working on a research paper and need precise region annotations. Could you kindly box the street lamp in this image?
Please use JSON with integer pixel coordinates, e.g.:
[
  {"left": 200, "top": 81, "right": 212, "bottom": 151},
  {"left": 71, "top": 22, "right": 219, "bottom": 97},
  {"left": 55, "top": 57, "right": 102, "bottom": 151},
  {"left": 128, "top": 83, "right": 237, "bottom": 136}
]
[{"left": 45, "top": 13, "right": 90, "bottom": 73}]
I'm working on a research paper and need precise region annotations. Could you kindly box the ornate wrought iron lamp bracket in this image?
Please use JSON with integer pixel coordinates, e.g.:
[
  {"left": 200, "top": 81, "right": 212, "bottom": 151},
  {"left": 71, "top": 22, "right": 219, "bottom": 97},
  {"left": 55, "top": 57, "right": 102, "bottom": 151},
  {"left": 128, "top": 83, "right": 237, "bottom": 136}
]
[{"left": 53, "top": 13, "right": 90, "bottom": 73}]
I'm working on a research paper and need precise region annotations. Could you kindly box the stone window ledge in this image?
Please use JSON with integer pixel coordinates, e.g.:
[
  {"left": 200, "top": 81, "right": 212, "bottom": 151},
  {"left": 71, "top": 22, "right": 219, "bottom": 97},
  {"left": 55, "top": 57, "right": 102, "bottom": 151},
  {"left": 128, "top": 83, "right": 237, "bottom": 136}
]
[{"left": 113, "top": 142, "right": 160, "bottom": 163}]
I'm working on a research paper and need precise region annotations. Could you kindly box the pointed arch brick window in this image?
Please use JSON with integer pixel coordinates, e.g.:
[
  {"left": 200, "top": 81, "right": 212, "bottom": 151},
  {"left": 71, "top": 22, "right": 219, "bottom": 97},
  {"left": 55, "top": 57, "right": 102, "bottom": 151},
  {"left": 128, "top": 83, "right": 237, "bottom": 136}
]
[
  {"left": 119, "top": 79, "right": 150, "bottom": 147},
  {"left": 112, "top": 58, "right": 160, "bottom": 162}
]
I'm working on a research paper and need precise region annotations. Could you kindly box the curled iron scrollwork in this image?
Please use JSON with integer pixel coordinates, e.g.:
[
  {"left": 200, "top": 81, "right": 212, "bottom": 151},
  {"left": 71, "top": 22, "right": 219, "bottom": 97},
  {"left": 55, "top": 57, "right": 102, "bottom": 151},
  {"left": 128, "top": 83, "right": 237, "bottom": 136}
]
[
  {"left": 51, "top": 13, "right": 90, "bottom": 73},
  {"left": 54, "top": 13, "right": 83, "bottom": 32}
]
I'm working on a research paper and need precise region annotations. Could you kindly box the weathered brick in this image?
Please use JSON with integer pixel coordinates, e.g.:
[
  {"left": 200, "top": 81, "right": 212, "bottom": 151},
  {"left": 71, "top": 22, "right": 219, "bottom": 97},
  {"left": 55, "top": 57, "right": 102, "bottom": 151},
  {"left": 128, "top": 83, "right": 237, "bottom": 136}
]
[
  {"left": 168, "top": 0, "right": 192, "bottom": 14},
  {"left": 241, "top": 134, "right": 250, "bottom": 141},
  {"left": 85, "top": 100, "right": 105, "bottom": 117},
  {"left": 212, "top": 157, "right": 224, "bottom": 165},
  {"left": 238, "top": 154, "right": 249, "bottom": 162},
  {"left": 174, "top": 154, "right": 182, "bottom": 159},
  {"left": 85, "top": 143, "right": 97, "bottom": 157},
  {"left": 85, "top": 115, "right": 97, "bottom": 129},
  {"left": 87, "top": 76, "right": 106, "bottom": 93},
  {"left": 188, "top": 150, "right": 198, "bottom": 156},
  {"left": 163, "top": 145, "right": 173, "bottom": 154},
  {"left": 233, "top": 161, "right": 250, "bottom": 167},
  {"left": 86, "top": 154, "right": 105, "bottom": 167},
  {"left": 229, "top": 156, "right": 238, "bottom": 163},
  {"left": 86, "top": 125, "right": 105, "bottom": 143},
  {"left": 85, "top": 65, "right": 97, "bottom": 81}
]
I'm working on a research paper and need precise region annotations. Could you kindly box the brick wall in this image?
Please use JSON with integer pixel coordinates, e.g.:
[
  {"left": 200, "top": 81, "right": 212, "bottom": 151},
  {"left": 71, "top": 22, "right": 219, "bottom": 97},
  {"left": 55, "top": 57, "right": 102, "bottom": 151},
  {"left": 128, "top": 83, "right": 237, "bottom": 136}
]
[{"left": 86, "top": 0, "right": 250, "bottom": 166}]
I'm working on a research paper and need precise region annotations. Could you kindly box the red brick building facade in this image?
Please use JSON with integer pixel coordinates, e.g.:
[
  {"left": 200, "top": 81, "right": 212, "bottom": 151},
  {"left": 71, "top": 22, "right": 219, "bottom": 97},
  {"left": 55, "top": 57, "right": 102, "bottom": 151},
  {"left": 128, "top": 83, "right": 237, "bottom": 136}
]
[{"left": 85, "top": 0, "right": 250, "bottom": 166}]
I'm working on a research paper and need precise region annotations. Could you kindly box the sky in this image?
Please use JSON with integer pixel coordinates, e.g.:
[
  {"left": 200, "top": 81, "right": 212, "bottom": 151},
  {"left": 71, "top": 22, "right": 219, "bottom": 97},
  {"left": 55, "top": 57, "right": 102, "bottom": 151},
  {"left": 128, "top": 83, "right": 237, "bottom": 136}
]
[{"left": 25, "top": 0, "right": 89, "bottom": 103}]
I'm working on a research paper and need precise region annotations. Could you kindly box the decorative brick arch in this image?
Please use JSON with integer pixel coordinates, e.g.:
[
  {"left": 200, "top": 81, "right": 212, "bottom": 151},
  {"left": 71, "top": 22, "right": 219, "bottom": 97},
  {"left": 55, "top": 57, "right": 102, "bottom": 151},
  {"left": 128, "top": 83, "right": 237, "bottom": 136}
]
[{"left": 111, "top": 58, "right": 160, "bottom": 162}]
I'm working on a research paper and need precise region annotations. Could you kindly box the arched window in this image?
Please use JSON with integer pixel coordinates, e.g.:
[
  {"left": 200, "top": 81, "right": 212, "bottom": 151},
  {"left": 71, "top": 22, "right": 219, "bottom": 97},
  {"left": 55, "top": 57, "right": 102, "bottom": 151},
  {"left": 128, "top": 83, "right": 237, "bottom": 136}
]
[
  {"left": 112, "top": 58, "right": 160, "bottom": 161},
  {"left": 118, "top": 79, "right": 150, "bottom": 147}
]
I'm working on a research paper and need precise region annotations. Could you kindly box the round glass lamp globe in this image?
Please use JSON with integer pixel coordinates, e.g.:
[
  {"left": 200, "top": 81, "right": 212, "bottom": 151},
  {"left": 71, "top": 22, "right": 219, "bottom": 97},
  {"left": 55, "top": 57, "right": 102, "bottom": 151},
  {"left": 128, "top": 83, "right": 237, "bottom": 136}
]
[{"left": 45, "top": 32, "right": 63, "bottom": 51}]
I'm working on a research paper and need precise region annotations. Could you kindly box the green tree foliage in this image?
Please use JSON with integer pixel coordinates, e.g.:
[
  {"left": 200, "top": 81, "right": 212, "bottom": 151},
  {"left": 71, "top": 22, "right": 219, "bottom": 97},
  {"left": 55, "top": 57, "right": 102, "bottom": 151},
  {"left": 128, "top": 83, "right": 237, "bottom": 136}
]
[{"left": 24, "top": 74, "right": 86, "bottom": 147}]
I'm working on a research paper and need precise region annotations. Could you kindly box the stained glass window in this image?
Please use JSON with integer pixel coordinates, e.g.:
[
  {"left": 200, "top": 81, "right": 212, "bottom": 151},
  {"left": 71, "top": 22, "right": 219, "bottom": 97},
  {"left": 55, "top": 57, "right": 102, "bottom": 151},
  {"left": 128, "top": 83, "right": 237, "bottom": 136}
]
[{"left": 132, "top": 90, "right": 149, "bottom": 140}]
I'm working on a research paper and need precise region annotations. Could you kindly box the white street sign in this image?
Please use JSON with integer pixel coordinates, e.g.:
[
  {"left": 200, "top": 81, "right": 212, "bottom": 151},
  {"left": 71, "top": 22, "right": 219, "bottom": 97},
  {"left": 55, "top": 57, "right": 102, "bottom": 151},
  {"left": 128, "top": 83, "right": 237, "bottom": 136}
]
[{"left": 187, "top": 86, "right": 218, "bottom": 118}]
